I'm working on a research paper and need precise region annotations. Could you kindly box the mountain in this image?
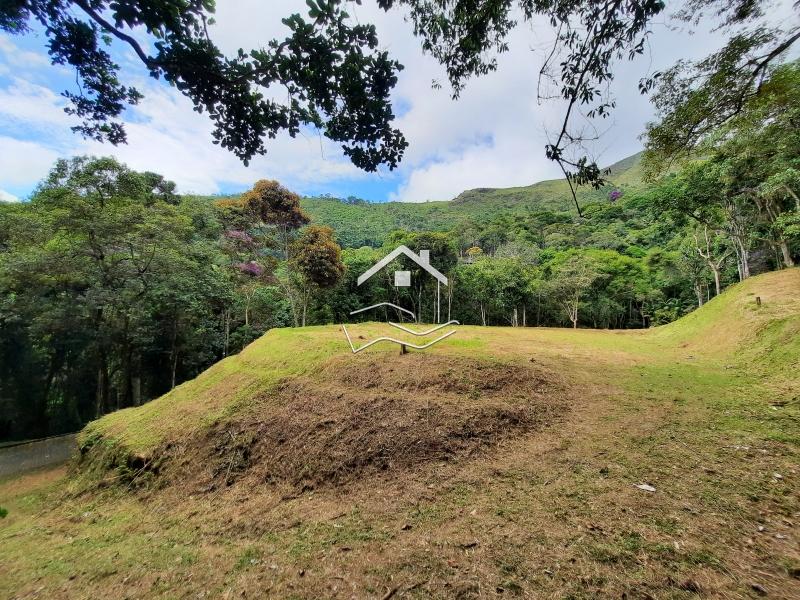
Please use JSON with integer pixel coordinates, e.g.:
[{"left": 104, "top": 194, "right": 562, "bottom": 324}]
[
  {"left": 449, "top": 151, "right": 644, "bottom": 210},
  {"left": 301, "top": 151, "right": 644, "bottom": 247}
]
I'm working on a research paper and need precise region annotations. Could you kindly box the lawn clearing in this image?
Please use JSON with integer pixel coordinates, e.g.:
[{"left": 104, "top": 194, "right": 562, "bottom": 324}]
[{"left": 1, "top": 270, "right": 798, "bottom": 599}]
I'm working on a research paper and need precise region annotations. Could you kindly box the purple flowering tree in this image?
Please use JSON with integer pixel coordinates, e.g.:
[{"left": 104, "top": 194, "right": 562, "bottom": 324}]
[
  {"left": 220, "top": 230, "right": 269, "bottom": 329},
  {"left": 235, "top": 261, "right": 264, "bottom": 277},
  {"left": 224, "top": 229, "right": 254, "bottom": 244}
]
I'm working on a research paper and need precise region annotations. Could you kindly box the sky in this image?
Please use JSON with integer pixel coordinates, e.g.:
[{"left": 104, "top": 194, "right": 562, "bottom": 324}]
[{"left": 0, "top": 1, "right": 795, "bottom": 204}]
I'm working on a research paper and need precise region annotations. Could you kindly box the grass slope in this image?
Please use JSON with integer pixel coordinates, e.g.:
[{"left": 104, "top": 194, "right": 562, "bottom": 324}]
[
  {"left": 1, "top": 268, "right": 798, "bottom": 599},
  {"left": 301, "top": 152, "right": 644, "bottom": 247}
]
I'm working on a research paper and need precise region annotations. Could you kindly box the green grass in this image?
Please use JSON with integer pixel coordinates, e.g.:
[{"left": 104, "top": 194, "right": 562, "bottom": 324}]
[
  {"left": 77, "top": 269, "right": 799, "bottom": 479},
  {"left": 1, "top": 268, "right": 798, "bottom": 599}
]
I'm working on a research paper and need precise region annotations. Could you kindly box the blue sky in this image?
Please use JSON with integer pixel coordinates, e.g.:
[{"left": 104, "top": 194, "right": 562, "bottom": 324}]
[{"left": 1, "top": 1, "right": 795, "bottom": 204}]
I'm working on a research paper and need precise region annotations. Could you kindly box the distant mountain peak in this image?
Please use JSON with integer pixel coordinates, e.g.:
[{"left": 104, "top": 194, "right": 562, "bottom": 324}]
[{"left": 452, "top": 150, "right": 643, "bottom": 205}]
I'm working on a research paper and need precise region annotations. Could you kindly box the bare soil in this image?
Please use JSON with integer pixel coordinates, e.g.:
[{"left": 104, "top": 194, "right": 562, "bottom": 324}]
[
  {"left": 182, "top": 354, "right": 569, "bottom": 491},
  {"left": 3, "top": 271, "right": 799, "bottom": 600}
]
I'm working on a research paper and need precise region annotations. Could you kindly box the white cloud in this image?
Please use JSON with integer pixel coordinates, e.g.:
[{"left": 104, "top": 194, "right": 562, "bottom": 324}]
[
  {"left": 0, "top": 3, "right": 794, "bottom": 202},
  {"left": 0, "top": 78, "right": 74, "bottom": 130},
  {"left": 382, "top": 11, "right": 735, "bottom": 201},
  {"left": 0, "top": 136, "right": 59, "bottom": 188},
  {"left": 0, "top": 36, "right": 50, "bottom": 68},
  {"left": 0, "top": 37, "right": 368, "bottom": 196},
  {"left": 0, "top": 189, "right": 20, "bottom": 202},
  {"left": 73, "top": 81, "right": 367, "bottom": 195}
]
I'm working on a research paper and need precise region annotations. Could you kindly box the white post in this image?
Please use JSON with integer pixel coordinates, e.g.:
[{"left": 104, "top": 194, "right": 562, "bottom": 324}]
[{"left": 437, "top": 281, "right": 441, "bottom": 323}]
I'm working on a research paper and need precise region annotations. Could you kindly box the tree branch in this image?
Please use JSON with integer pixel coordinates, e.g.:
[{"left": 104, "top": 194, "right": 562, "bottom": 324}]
[{"left": 73, "top": 0, "right": 156, "bottom": 69}]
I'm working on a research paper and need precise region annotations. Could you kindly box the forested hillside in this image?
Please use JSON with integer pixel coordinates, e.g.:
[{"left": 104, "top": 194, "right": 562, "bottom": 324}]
[
  {"left": 1, "top": 63, "right": 798, "bottom": 442},
  {"left": 298, "top": 152, "right": 644, "bottom": 248}
]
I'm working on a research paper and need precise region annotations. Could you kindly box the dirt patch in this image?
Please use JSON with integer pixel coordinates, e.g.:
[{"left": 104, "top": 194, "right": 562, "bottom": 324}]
[
  {"left": 0, "top": 464, "right": 66, "bottom": 496},
  {"left": 195, "top": 354, "right": 569, "bottom": 491}
]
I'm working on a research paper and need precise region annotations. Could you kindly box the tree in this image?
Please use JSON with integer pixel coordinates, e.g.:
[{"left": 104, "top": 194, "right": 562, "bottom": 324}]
[
  {"left": 677, "top": 241, "right": 711, "bottom": 309},
  {"left": 12, "top": 1, "right": 792, "bottom": 211},
  {"left": 289, "top": 225, "right": 345, "bottom": 326},
  {"left": 715, "top": 63, "right": 800, "bottom": 268},
  {"left": 457, "top": 258, "right": 496, "bottom": 326},
  {"left": 776, "top": 211, "right": 800, "bottom": 250},
  {"left": 649, "top": 160, "right": 758, "bottom": 283},
  {"left": 648, "top": 60, "right": 800, "bottom": 275},
  {"left": 644, "top": 5, "right": 799, "bottom": 170},
  {"left": 453, "top": 255, "right": 533, "bottom": 326},
  {"left": 692, "top": 225, "right": 730, "bottom": 296},
  {"left": 760, "top": 168, "right": 800, "bottom": 267},
  {"left": 0, "top": 0, "right": 406, "bottom": 171},
  {"left": 644, "top": 245, "right": 705, "bottom": 314},
  {"left": 242, "top": 180, "right": 310, "bottom": 260},
  {"left": 548, "top": 255, "right": 602, "bottom": 328},
  {"left": 213, "top": 196, "right": 282, "bottom": 349},
  {"left": 0, "top": 156, "right": 229, "bottom": 432},
  {"left": 466, "top": 246, "right": 484, "bottom": 262}
]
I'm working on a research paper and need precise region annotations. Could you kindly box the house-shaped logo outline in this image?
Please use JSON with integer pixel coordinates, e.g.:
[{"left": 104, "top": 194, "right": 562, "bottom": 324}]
[
  {"left": 356, "top": 245, "right": 448, "bottom": 287},
  {"left": 342, "top": 245, "right": 457, "bottom": 352}
]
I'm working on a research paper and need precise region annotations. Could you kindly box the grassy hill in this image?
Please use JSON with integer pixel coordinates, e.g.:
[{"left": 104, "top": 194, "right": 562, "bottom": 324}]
[
  {"left": 449, "top": 151, "right": 644, "bottom": 209},
  {"left": 301, "top": 152, "right": 644, "bottom": 247},
  {"left": 1, "top": 268, "right": 798, "bottom": 599}
]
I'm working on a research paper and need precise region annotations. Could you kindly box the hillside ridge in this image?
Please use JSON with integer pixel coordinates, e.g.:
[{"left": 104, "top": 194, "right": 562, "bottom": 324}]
[
  {"left": 81, "top": 268, "right": 798, "bottom": 464},
  {"left": 299, "top": 151, "right": 644, "bottom": 247},
  {"left": 451, "top": 151, "right": 643, "bottom": 204}
]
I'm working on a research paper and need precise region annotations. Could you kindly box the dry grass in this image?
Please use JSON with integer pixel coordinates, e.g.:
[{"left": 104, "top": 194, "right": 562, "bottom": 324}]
[
  {"left": 173, "top": 355, "right": 568, "bottom": 492},
  {"left": 1, "top": 269, "right": 798, "bottom": 599}
]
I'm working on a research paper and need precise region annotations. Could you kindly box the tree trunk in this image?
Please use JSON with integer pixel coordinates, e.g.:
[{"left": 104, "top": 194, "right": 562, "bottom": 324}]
[
  {"left": 433, "top": 285, "right": 437, "bottom": 324},
  {"left": 37, "top": 351, "right": 63, "bottom": 436},
  {"left": 694, "top": 283, "right": 704, "bottom": 308},
  {"left": 740, "top": 244, "right": 751, "bottom": 279},
  {"left": 756, "top": 190, "right": 796, "bottom": 268},
  {"left": 536, "top": 292, "right": 541, "bottom": 326},
  {"left": 694, "top": 227, "right": 727, "bottom": 295},
  {"left": 171, "top": 349, "right": 179, "bottom": 390},
  {"left": 170, "top": 318, "right": 179, "bottom": 389},
  {"left": 223, "top": 309, "right": 230, "bottom": 357},
  {"left": 96, "top": 366, "right": 104, "bottom": 417},
  {"left": 568, "top": 294, "right": 580, "bottom": 328},
  {"left": 779, "top": 239, "right": 795, "bottom": 268},
  {"left": 281, "top": 279, "right": 299, "bottom": 327},
  {"left": 132, "top": 375, "right": 142, "bottom": 406},
  {"left": 711, "top": 266, "right": 721, "bottom": 296},
  {"left": 719, "top": 197, "right": 754, "bottom": 281},
  {"left": 95, "top": 353, "right": 109, "bottom": 418},
  {"left": 447, "top": 284, "right": 452, "bottom": 321}
]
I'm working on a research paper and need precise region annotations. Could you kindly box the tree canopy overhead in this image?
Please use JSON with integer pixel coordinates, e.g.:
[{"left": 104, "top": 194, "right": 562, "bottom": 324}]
[
  {"left": 643, "top": 1, "right": 800, "bottom": 170},
  {"left": 1, "top": 0, "right": 408, "bottom": 170},
  {"left": 2, "top": 0, "right": 797, "bottom": 212}
]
